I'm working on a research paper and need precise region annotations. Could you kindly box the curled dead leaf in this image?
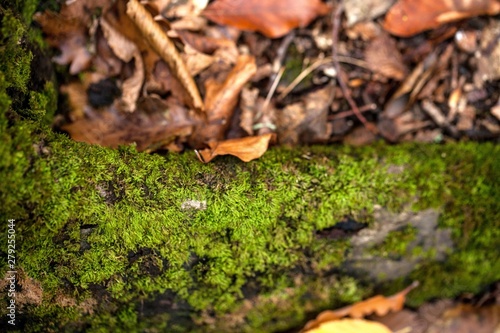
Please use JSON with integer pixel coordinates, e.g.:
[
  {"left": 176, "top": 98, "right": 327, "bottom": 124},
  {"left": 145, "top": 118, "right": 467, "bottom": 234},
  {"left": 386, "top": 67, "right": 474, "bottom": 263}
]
[
  {"left": 126, "top": 0, "right": 204, "bottom": 111},
  {"left": 195, "top": 133, "right": 274, "bottom": 163}
]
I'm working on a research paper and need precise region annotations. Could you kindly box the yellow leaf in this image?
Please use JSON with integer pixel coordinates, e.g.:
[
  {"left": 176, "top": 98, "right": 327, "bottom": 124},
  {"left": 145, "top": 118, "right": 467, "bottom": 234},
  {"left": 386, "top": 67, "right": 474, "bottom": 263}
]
[{"left": 306, "top": 318, "right": 392, "bottom": 333}]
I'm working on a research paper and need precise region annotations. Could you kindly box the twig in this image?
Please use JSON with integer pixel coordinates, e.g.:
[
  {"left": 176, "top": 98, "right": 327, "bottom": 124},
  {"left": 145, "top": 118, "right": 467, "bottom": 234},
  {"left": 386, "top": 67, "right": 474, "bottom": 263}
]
[
  {"left": 328, "top": 103, "right": 376, "bottom": 120},
  {"left": 261, "top": 66, "right": 285, "bottom": 118},
  {"left": 277, "top": 56, "right": 369, "bottom": 101},
  {"left": 331, "top": 1, "right": 376, "bottom": 133},
  {"left": 267, "top": 31, "right": 295, "bottom": 91}
]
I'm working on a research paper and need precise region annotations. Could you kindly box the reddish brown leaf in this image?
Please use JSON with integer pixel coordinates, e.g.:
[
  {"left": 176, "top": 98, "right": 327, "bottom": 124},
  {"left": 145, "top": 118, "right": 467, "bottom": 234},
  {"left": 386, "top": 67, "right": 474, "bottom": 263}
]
[
  {"left": 195, "top": 133, "right": 273, "bottom": 163},
  {"left": 365, "top": 34, "right": 408, "bottom": 80},
  {"left": 62, "top": 97, "right": 193, "bottom": 152},
  {"left": 33, "top": 11, "right": 92, "bottom": 74},
  {"left": 301, "top": 281, "right": 419, "bottom": 332},
  {"left": 191, "top": 54, "right": 257, "bottom": 147},
  {"left": 383, "top": 0, "right": 500, "bottom": 37},
  {"left": 202, "top": 0, "right": 331, "bottom": 38}
]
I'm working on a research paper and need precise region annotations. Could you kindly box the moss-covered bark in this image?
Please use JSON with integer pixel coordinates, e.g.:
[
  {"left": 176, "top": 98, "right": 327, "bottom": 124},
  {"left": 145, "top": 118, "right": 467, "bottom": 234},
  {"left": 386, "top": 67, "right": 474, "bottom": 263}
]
[{"left": 1, "top": 2, "right": 499, "bottom": 332}]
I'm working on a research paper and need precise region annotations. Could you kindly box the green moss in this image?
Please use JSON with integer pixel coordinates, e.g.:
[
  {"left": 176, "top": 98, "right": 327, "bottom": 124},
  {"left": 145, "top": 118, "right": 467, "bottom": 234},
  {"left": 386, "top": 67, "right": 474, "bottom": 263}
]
[
  {"left": 2, "top": 137, "right": 498, "bottom": 331},
  {"left": 0, "top": 9, "right": 33, "bottom": 93},
  {"left": 369, "top": 225, "right": 418, "bottom": 259}
]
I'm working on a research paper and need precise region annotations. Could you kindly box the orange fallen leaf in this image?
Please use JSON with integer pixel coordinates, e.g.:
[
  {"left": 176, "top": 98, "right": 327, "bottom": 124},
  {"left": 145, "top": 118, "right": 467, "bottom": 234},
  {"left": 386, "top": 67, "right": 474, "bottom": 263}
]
[
  {"left": 191, "top": 54, "right": 257, "bottom": 148},
  {"left": 301, "top": 281, "right": 419, "bottom": 332},
  {"left": 203, "top": 0, "right": 331, "bottom": 38},
  {"left": 383, "top": 0, "right": 500, "bottom": 37},
  {"left": 195, "top": 133, "right": 274, "bottom": 162}
]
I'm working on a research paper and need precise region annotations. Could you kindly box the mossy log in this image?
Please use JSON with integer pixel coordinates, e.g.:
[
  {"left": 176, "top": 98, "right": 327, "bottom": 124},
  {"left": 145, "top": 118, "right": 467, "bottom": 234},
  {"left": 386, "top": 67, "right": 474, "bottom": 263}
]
[{"left": 1, "top": 2, "right": 499, "bottom": 332}]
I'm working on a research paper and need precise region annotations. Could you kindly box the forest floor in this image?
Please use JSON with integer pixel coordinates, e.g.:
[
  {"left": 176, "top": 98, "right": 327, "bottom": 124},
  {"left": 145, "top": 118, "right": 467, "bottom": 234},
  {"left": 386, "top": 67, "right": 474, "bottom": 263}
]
[
  {"left": 35, "top": 0, "right": 500, "bottom": 162},
  {"left": 6, "top": 0, "right": 500, "bottom": 331}
]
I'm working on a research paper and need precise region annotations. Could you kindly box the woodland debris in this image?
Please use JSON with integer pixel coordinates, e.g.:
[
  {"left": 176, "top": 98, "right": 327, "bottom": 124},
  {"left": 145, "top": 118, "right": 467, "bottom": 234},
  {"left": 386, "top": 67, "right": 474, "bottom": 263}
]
[
  {"left": 35, "top": 0, "right": 500, "bottom": 161},
  {"left": 192, "top": 54, "right": 257, "bottom": 147},
  {"left": 126, "top": 0, "right": 204, "bottom": 111},
  {"left": 99, "top": 18, "right": 143, "bottom": 112}
]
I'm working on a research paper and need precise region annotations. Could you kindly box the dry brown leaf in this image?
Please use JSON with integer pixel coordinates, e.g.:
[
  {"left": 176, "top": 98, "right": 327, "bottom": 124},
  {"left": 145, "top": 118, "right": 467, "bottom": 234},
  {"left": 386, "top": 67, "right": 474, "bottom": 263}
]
[
  {"left": 305, "top": 318, "right": 392, "bottom": 333},
  {"left": 62, "top": 97, "right": 193, "bottom": 152},
  {"left": 127, "top": 0, "right": 204, "bottom": 111},
  {"left": 301, "top": 281, "right": 419, "bottom": 332},
  {"left": 278, "top": 102, "right": 306, "bottom": 145},
  {"left": 53, "top": 0, "right": 111, "bottom": 25},
  {"left": 239, "top": 87, "right": 260, "bottom": 136},
  {"left": 383, "top": 0, "right": 500, "bottom": 37},
  {"left": 176, "top": 29, "right": 235, "bottom": 55},
  {"left": 60, "top": 82, "right": 88, "bottom": 121},
  {"left": 202, "top": 0, "right": 331, "bottom": 38},
  {"left": 277, "top": 85, "right": 333, "bottom": 145},
  {"left": 365, "top": 33, "right": 408, "bottom": 80},
  {"left": 100, "top": 18, "right": 144, "bottom": 112},
  {"left": 33, "top": 11, "right": 92, "bottom": 75},
  {"left": 182, "top": 44, "right": 214, "bottom": 76},
  {"left": 34, "top": 0, "right": 112, "bottom": 74},
  {"left": 426, "top": 304, "right": 500, "bottom": 333},
  {"left": 195, "top": 133, "right": 273, "bottom": 163},
  {"left": 192, "top": 54, "right": 257, "bottom": 147},
  {"left": 102, "top": 1, "right": 160, "bottom": 79}
]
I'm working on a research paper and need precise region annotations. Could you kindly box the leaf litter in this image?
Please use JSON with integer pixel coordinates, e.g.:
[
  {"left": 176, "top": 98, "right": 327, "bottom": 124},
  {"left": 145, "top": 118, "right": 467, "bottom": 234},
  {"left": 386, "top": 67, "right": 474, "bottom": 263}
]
[{"left": 36, "top": 0, "right": 500, "bottom": 163}]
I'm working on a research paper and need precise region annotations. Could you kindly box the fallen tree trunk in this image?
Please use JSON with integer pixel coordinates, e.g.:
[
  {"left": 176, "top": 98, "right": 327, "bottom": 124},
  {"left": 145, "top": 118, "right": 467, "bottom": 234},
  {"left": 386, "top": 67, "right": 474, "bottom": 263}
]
[{"left": 1, "top": 2, "right": 499, "bottom": 332}]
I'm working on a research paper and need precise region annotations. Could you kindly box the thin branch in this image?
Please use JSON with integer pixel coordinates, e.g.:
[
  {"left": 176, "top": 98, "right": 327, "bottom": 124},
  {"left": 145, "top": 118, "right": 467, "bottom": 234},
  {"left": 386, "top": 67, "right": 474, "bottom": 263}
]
[{"left": 331, "top": 1, "right": 377, "bottom": 133}]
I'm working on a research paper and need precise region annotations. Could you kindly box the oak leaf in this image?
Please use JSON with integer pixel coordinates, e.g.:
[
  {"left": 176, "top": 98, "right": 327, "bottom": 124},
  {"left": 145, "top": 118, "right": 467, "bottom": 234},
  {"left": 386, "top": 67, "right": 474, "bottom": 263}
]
[
  {"left": 383, "top": 0, "right": 500, "bottom": 37},
  {"left": 202, "top": 0, "right": 331, "bottom": 38}
]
